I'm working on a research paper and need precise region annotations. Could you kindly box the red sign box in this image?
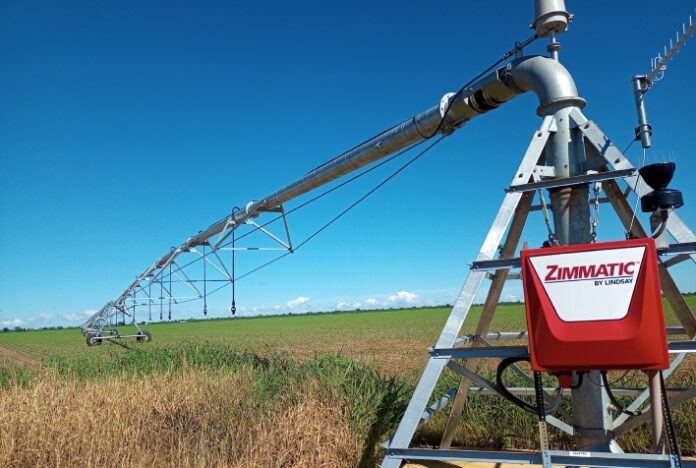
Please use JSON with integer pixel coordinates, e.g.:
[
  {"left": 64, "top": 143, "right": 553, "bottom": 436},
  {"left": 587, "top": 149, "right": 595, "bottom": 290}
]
[{"left": 521, "top": 238, "right": 669, "bottom": 372}]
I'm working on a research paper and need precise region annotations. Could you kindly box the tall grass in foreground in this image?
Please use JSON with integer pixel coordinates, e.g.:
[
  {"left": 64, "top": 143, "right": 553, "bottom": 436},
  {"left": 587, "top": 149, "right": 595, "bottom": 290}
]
[
  {"left": 0, "top": 345, "right": 409, "bottom": 468},
  {"left": 0, "top": 344, "right": 693, "bottom": 467}
]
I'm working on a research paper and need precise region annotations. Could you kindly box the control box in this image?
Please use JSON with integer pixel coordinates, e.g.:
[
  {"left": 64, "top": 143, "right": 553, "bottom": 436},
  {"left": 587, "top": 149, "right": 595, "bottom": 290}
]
[{"left": 521, "top": 238, "right": 669, "bottom": 372}]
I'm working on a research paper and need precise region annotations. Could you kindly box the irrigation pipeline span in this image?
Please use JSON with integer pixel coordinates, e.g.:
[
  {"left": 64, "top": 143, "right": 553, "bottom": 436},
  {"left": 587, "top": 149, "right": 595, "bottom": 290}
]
[{"left": 89, "top": 52, "right": 584, "bottom": 327}]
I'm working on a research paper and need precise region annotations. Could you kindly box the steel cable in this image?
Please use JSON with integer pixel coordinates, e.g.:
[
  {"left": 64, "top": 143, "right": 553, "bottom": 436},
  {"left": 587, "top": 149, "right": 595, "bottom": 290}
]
[{"left": 173, "top": 136, "right": 445, "bottom": 306}]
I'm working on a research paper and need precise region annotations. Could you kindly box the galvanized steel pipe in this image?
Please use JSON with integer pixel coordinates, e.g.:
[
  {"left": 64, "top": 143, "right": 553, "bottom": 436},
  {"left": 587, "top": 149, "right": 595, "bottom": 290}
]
[{"left": 115, "top": 55, "right": 583, "bottom": 304}]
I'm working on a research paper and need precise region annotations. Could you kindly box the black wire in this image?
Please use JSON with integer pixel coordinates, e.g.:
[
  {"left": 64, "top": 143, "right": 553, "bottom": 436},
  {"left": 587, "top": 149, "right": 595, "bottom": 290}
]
[
  {"left": 622, "top": 138, "right": 637, "bottom": 155},
  {"left": 416, "top": 33, "right": 538, "bottom": 140},
  {"left": 601, "top": 371, "right": 644, "bottom": 417},
  {"left": 175, "top": 136, "right": 445, "bottom": 304},
  {"left": 293, "top": 136, "right": 445, "bottom": 251},
  {"left": 495, "top": 356, "right": 563, "bottom": 415},
  {"left": 606, "top": 369, "right": 632, "bottom": 386},
  {"left": 141, "top": 36, "right": 540, "bottom": 311},
  {"left": 303, "top": 34, "right": 537, "bottom": 174},
  {"left": 154, "top": 37, "right": 540, "bottom": 282},
  {"left": 164, "top": 139, "right": 431, "bottom": 280}
]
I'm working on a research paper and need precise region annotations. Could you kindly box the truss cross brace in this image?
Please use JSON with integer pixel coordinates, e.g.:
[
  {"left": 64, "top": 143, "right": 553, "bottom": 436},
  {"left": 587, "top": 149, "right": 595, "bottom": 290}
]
[{"left": 381, "top": 111, "right": 696, "bottom": 468}]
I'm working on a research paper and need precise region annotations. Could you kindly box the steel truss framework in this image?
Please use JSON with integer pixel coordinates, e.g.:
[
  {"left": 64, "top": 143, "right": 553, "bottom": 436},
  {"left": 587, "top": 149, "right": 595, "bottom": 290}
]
[
  {"left": 381, "top": 109, "right": 696, "bottom": 468},
  {"left": 81, "top": 208, "right": 294, "bottom": 344},
  {"left": 72, "top": 9, "right": 695, "bottom": 462}
]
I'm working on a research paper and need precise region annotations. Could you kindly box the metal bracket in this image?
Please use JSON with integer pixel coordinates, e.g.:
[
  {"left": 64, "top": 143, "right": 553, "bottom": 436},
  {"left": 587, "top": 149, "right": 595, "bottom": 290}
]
[{"left": 505, "top": 168, "right": 636, "bottom": 193}]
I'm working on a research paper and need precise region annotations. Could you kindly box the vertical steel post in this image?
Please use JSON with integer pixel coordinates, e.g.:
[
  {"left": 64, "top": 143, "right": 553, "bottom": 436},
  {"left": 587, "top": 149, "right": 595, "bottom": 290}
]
[
  {"left": 545, "top": 101, "right": 612, "bottom": 450},
  {"left": 148, "top": 282, "right": 152, "bottom": 321},
  {"left": 132, "top": 288, "right": 137, "bottom": 324},
  {"left": 168, "top": 263, "right": 172, "bottom": 321},
  {"left": 202, "top": 243, "right": 208, "bottom": 316},
  {"left": 231, "top": 231, "right": 236, "bottom": 315}
]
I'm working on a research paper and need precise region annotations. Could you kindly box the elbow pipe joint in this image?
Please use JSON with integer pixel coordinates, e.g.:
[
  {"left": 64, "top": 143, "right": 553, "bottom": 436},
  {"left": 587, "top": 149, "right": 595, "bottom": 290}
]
[{"left": 506, "top": 55, "right": 585, "bottom": 116}]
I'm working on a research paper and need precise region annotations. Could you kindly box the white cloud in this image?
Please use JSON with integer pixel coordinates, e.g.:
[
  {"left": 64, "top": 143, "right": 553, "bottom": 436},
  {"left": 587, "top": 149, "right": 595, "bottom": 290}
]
[
  {"left": 37, "top": 313, "right": 54, "bottom": 321},
  {"left": 1, "top": 318, "right": 25, "bottom": 327},
  {"left": 286, "top": 296, "right": 309, "bottom": 308},
  {"left": 387, "top": 290, "right": 418, "bottom": 304},
  {"left": 62, "top": 309, "right": 98, "bottom": 322},
  {"left": 335, "top": 301, "right": 362, "bottom": 310},
  {"left": 62, "top": 313, "right": 83, "bottom": 322},
  {"left": 365, "top": 298, "right": 379, "bottom": 305}
]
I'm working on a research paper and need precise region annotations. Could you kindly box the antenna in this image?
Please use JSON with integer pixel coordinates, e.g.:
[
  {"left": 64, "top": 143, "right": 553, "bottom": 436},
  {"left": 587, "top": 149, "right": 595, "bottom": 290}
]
[
  {"left": 633, "top": 9, "right": 696, "bottom": 149},
  {"left": 646, "top": 9, "right": 696, "bottom": 84}
]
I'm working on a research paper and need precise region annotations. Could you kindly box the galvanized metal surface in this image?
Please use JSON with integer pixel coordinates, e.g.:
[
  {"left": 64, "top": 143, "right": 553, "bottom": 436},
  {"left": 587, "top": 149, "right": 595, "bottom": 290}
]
[
  {"left": 505, "top": 168, "right": 636, "bottom": 193},
  {"left": 93, "top": 54, "right": 581, "bottom": 329},
  {"left": 385, "top": 448, "right": 694, "bottom": 467},
  {"left": 382, "top": 119, "right": 555, "bottom": 468},
  {"left": 383, "top": 111, "right": 696, "bottom": 466}
]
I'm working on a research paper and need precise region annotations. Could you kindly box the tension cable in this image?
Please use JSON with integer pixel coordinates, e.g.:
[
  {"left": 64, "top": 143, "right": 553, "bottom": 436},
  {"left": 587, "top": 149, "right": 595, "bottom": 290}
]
[
  {"left": 415, "top": 33, "right": 539, "bottom": 139},
  {"left": 189, "top": 135, "right": 446, "bottom": 303}
]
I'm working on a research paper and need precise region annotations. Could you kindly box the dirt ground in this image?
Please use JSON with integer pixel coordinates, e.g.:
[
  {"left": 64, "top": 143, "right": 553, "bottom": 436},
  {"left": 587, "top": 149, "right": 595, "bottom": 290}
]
[{"left": 0, "top": 345, "right": 38, "bottom": 369}]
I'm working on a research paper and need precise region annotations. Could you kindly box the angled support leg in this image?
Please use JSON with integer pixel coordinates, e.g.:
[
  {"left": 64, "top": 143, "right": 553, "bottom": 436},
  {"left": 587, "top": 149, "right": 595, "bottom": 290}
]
[
  {"left": 382, "top": 118, "right": 554, "bottom": 468},
  {"left": 439, "top": 190, "right": 534, "bottom": 448}
]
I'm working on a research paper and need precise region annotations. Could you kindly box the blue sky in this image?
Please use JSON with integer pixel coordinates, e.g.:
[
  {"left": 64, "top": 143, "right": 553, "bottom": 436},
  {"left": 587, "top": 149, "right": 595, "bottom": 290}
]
[{"left": 1, "top": 1, "right": 695, "bottom": 328}]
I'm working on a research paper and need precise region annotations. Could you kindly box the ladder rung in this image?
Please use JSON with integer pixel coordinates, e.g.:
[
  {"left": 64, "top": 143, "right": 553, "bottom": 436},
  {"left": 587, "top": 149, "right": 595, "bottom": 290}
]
[
  {"left": 658, "top": 242, "right": 696, "bottom": 256},
  {"left": 384, "top": 448, "right": 682, "bottom": 467},
  {"left": 430, "top": 345, "right": 528, "bottom": 359},
  {"left": 506, "top": 169, "right": 636, "bottom": 193},
  {"left": 471, "top": 257, "right": 521, "bottom": 271}
]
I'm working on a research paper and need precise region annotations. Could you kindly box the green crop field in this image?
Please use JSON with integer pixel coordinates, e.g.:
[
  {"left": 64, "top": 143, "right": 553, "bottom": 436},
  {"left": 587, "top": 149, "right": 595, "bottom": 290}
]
[
  {"left": 1, "top": 298, "right": 693, "bottom": 376},
  {"left": 1, "top": 306, "right": 465, "bottom": 374},
  {"left": 1, "top": 298, "right": 695, "bottom": 465}
]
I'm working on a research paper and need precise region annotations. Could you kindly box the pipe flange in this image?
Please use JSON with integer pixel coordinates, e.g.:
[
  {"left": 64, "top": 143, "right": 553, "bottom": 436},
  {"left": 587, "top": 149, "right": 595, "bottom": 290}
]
[
  {"left": 439, "top": 92, "right": 456, "bottom": 118},
  {"left": 537, "top": 96, "right": 586, "bottom": 116}
]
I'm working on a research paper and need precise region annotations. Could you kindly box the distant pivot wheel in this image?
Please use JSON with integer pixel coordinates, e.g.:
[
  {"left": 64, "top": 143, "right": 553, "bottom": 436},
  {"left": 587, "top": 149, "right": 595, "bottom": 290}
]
[
  {"left": 136, "top": 330, "right": 152, "bottom": 342},
  {"left": 86, "top": 334, "right": 102, "bottom": 346}
]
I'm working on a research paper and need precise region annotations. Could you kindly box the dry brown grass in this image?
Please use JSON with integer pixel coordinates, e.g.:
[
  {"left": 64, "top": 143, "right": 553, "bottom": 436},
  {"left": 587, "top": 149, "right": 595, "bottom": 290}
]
[{"left": 0, "top": 369, "right": 358, "bottom": 468}]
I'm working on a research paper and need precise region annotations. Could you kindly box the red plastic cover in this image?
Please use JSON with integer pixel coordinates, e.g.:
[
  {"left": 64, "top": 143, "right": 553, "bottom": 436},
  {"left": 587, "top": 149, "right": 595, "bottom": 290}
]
[{"left": 521, "top": 238, "right": 669, "bottom": 372}]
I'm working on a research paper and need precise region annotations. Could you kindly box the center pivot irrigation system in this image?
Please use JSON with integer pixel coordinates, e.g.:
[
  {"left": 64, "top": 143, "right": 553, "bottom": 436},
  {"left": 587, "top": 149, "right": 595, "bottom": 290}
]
[{"left": 82, "top": 1, "right": 696, "bottom": 466}]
